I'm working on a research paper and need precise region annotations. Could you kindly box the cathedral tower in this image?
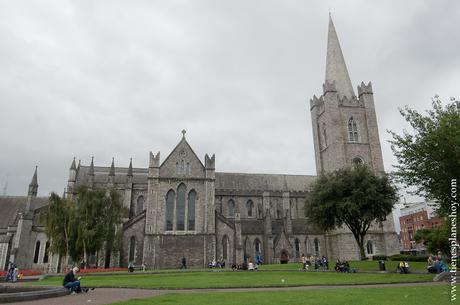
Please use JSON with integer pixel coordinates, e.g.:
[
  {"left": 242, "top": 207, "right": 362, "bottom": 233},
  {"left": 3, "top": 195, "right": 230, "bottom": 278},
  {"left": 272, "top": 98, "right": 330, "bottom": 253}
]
[
  {"left": 310, "top": 16, "right": 399, "bottom": 260},
  {"left": 310, "top": 16, "right": 384, "bottom": 174}
]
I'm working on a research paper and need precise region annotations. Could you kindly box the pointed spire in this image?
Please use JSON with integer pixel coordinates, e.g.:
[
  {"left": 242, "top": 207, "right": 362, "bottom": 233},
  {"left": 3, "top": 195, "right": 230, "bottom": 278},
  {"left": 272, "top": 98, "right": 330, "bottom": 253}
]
[
  {"left": 325, "top": 16, "right": 355, "bottom": 99},
  {"left": 127, "top": 158, "right": 133, "bottom": 177},
  {"left": 109, "top": 157, "right": 115, "bottom": 176},
  {"left": 28, "top": 166, "right": 38, "bottom": 197},
  {"left": 30, "top": 166, "right": 38, "bottom": 187},
  {"left": 70, "top": 157, "right": 76, "bottom": 170},
  {"left": 89, "top": 156, "right": 94, "bottom": 176}
]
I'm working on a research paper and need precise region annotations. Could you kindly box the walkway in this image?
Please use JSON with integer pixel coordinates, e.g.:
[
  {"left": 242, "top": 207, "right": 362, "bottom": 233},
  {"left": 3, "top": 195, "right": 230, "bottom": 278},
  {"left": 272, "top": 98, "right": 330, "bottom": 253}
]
[{"left": 6, "top": 282, "right": 445, "bottom": 305}]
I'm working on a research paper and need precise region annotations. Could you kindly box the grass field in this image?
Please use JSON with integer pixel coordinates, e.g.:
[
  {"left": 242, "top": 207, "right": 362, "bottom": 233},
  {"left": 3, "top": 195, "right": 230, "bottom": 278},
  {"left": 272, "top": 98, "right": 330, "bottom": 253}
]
[
  {"left": 108, "top": 285, "right": 453, "bottom": 305},
  {"left": 35, "top": 270, "right": 433, "bottom": 289},
  {"left": 260, "top": 261, "right": 428, "bottom": 272}
]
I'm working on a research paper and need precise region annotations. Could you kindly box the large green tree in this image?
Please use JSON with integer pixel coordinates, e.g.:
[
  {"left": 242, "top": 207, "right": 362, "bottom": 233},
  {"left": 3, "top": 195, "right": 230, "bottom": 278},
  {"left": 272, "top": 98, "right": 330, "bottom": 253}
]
[
  {"left": 45, "top": 193, "right": 74, "bottom": 264},
  {"left": 45, "top": 185, "right": 125, "bottom": 268},
  {"left": 389, "top": 97, "right": 460, "bottom": 216},
  {"left": 305, "top": 165, "right": 398, "bottom": 259},
  {"left": 414, "top": 222, "right": 450, "bottom": 256}
]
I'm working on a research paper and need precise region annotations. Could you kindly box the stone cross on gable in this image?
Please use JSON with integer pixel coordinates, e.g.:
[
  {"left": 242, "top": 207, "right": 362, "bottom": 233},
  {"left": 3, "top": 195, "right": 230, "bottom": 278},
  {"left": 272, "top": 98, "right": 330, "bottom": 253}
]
[{"left": 181, "top": 129, "right": 186, "bottom": 138}]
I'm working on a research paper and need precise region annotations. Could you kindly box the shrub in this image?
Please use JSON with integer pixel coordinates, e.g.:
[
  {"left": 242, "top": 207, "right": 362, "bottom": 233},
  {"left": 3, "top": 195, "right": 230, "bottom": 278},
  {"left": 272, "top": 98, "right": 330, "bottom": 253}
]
[
  {"left": 78, "top": 267, "right": 127, "bottom": 274},
  {"left": 389, "top": 254, "right": 428, "bottom": 262},
  {"left": 372, "top": 255, "right": 388, "bottom": 261}
]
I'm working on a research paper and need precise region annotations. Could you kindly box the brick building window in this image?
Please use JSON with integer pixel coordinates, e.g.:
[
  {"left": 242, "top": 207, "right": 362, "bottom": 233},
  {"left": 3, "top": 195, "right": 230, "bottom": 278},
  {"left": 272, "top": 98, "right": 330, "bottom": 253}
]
[{"left": 348, "top": 117, "right": 358, "bottom": 142}]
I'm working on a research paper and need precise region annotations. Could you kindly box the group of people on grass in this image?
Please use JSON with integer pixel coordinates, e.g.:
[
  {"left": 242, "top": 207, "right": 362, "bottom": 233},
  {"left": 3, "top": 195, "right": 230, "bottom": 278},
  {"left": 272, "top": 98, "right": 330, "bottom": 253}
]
[
  {"left": 427, "top": 254, "right": 448, "bottom": 274},
  {"left": 300, "top": 254, "right": 329, "bottom": 271},
  {"left": 334, "top": 259, "right": 353, "bottom": 273},
  {"left": 208, "top": 259, "right": 226, "bottom": 268}
]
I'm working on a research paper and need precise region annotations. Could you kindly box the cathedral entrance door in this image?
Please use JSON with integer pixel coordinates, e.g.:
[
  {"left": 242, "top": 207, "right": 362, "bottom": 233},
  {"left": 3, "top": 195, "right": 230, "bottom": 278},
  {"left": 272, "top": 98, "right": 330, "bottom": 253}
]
[{"left": 280, "top": 250, "right": 289, "bottom": 264}]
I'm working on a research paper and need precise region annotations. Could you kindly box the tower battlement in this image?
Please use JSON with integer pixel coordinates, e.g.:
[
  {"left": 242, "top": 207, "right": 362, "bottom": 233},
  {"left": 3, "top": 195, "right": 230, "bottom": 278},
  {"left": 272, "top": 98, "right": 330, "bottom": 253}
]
[
  {"left": 322, "top": 80, "right": 337, "bottom": 95},
  {"left": 309, "top": 95, "right": 324, "bottom": 110},
  {"left": 357, "top": 81, "right": 373, "bottom": 97}
]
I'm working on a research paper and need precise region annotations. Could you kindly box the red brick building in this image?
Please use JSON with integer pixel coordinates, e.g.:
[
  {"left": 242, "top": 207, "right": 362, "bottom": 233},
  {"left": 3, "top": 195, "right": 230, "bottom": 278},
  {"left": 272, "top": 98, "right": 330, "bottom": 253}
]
[{"left": 399, "top": 202, "right": 444, "bottom": 252}]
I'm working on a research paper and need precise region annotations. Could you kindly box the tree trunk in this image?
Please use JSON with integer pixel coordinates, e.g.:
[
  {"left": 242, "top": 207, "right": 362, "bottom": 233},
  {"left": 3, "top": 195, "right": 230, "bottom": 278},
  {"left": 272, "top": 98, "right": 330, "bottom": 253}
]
[
  {"left": 83, "top": 239, "right": 87, "bottom": 269},
  {"left": 358, "top": 238, "right": 366, "bottom": 260}
]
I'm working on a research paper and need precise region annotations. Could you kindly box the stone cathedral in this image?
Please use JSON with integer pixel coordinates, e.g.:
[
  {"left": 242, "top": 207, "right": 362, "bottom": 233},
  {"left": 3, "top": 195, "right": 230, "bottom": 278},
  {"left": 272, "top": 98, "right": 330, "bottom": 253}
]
[{"left": 0, "top": 17, "right": 399, "bottom": 271}]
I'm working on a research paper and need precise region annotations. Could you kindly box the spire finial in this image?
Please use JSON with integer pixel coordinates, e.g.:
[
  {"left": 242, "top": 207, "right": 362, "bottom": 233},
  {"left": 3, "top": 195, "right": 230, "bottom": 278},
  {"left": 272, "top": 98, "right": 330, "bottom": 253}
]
[
  {"left": 31, "top": 165, "right": 38, "bottom": 186},
  {"left": 325, "top": 15, "right": 355, "bottom": 99},
  {"left": 70, "top": 157, "right": 76, "bottom": 170},
  {"left": 127, "top": 158, "right": 133, "bottom": 177},
  {"left": 181, "top": 129, "right": 186, "bottom": 138},
  {"left": 89, "top": 156, "right": 95, "bottom": 176},
  {"left": 28, "top": 166, "right": 38, "bottom": 197}
]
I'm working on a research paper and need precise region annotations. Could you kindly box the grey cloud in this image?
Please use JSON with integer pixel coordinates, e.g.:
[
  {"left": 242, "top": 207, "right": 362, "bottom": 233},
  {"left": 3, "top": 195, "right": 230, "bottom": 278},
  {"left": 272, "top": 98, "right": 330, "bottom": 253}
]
[{"left": 0, "top": 0, "right": 459, "bottom": 199}]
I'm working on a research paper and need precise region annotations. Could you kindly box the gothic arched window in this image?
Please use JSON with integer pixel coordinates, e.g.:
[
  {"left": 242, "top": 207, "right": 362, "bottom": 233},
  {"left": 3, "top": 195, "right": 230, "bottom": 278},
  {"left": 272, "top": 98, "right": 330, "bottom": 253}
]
[
  {"left": 165, "top": 190, "right": 175, "bottom": 231},
  {"left": 353, "top": 157, "right": 364, "bottom": 166},
  {"left": 348, "top": 117, "right": 358, "bottom": 142},
  {"left": 222, "top": 235, "right": 229, "bottom": 261},
  {"left": 254, "top": 239, "right": 262, "bottom": 260},
  {"left": 136, "top": 196, "right": 144, "bottom": 215},
  {"left": 314, "top": 238, "right": 320, "bottom": 255},
  {"left": 366, "top": 240, "right": 374, "bottom": 255},
  {"left": 43, "top": 241, "right": 50, "bottom": 263},
  {"left": 322, "top": 122, "right": 327, "bottom": 147},
  {"left": 176, "top": 184, "right": 186, "bottom": 231},
  {"left": 228, "top": 199, "right": 235, "bottom": 217},
  {"left": 129, "top": 236, "right": 136, "bottom": 262},
  {"left": 187, "top": 190, "right": 196, "bottom": 230},
  {"left": 246, "top": 200, "right": 254, "bottom": 217},
  {"left": 33, "top": 241, "right": 40, "bottom": 263},
  {"left": 295, "top": 238, "right": 300, "bottom": 258}
]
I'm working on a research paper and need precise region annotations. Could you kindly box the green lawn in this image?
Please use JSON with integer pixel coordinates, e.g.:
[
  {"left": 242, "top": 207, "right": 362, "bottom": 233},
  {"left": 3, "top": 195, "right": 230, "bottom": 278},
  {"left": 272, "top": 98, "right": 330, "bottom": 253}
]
[
  {"left": 260, "top": 261, "right": 428, "bottom": 272},
  {"left": 35, "top": 271, "right": 433, "bottom": 289},
  {"left": 108, "top": 285, "right": 453, "bottom": 305}
]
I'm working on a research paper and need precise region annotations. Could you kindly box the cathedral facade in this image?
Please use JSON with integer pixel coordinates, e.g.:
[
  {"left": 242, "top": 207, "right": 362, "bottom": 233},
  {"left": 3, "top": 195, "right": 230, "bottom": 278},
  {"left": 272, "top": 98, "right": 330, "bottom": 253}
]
[{"left": 0, "top": 17, "right": 399, "bottom": 271}]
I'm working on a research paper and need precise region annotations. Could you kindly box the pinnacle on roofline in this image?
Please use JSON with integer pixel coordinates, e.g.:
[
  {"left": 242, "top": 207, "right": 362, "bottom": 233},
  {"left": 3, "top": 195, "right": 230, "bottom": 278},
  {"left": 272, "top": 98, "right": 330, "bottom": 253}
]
[
  {"left": 89, "top": 156, "right": 94, "bottom": 176},
  {"left": 127, "top": 158, "right": 133, "bottom": 177},
  {"left": 109, "top": 157, "right": 115, "bottom": 176},
  {"left": 30, "top": 165, "right": 38, "bottom": 186}
]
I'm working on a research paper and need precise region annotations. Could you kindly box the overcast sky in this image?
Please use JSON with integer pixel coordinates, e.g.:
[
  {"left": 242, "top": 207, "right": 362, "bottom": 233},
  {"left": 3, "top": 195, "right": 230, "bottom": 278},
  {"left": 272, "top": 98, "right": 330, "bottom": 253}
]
[{"left": 1, "top": 0, "right": 459, "bottom": 198}]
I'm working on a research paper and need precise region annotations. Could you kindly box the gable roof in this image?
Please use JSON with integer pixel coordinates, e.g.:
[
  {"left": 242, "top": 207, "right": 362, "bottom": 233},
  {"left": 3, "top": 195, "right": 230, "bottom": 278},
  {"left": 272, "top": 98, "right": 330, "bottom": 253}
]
[
  {"left": 160, "top": 136, "right": 205, "bottom": 169},
  {"left": 0, "top": 196, "right": 49, "bottom": 229}
]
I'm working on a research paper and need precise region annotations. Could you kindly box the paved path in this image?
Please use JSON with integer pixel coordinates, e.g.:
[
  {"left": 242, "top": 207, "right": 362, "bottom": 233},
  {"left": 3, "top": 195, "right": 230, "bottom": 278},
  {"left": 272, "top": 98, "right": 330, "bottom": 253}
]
[{"left": 7, "top": 282, "right": 446, "bottom": 305}]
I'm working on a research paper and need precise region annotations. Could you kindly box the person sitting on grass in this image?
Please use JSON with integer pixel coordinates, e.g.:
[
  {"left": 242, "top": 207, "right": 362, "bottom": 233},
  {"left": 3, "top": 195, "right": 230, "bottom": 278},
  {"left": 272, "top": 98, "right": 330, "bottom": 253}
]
[
  {"left": 63, "top": 267, "right": 88, "bottom": 294},
  {"left": 248, "top": 260, "right": 254, "bottom": 271}
]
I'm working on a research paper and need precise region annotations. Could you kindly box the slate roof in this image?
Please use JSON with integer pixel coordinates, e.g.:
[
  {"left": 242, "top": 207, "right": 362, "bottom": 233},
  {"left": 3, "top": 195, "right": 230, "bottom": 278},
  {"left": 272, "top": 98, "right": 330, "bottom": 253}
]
[
  {"left": 240, "top": 220, "right": 264, "bottom": 234},
  {"left": 0, "top": 196, "right": 49, "bottom": 229},
  {"left": 76, "top": 166, "right": 148, "bottom": 185},
  {"left": 215, "top": 172, "right": 315, "bottom": 192}
]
